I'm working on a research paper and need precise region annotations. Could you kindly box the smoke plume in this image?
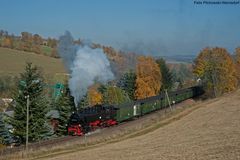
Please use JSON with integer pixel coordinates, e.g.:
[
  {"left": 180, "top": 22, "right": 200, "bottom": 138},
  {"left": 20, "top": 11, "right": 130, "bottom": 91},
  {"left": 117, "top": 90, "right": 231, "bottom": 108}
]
[{"left": 58, "top": 31, "right": 114, "bottom": 106}]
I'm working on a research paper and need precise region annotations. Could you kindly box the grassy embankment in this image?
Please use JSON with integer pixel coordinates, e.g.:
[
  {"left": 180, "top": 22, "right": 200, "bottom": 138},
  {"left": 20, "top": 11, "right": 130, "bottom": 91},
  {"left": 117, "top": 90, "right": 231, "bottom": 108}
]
[{"left": 0, "top": 47, "right": 67, "bottom": 83}]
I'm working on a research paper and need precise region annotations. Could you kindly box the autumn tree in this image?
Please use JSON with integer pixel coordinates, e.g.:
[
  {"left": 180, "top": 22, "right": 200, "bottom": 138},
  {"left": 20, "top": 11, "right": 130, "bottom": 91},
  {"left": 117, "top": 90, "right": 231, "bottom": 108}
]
[
  {"left": 47, "top": 38, "right": 57, "bottom": 48},
  {"left": 102, "top": 46, "right": 137, "bottom": 79},
  {"left": 235, "top": 47, "right": 240, "bottom": 85},
  {"left": 193, "top": 47, "right": 237, "bottom": 97},
  {"left": 102, "top": 85, "right": 130, "bottom": 105},
  {"left": 32, "top": 45, "right": 41, "bottom": 54},
  {"left": 2, "top": 37, "right": 13, "bottom": 48},
  {"left": 33, "top": 34, "right": 43, "bottom": 45},
  {"left": 21, "top": 32, "right": 32, "bottom": 42},
  {"left": 134, "top": 56, "right": 162, "bottom": 99},
  {"left": 50, "top": 47, "right": 59, "bottom": 58},
  {"left": 87, "top": 85, "right": 103, "bottom": 106},
  {"left": 20, "top": 32, "right": 33, "bottom": 51}
]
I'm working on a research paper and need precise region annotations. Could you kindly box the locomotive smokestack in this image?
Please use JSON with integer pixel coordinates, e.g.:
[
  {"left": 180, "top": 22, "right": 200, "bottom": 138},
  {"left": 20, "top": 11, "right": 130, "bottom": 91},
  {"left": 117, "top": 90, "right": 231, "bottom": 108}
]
[{"left": 58, "top": 31, "right": 114, "bottom": 107}]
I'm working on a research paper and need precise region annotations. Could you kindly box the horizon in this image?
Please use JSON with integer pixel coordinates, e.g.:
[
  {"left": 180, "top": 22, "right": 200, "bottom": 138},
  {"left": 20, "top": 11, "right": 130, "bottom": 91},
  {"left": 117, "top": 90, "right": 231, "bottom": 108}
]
[{"left": 0, "top": 0, "right": 240, "bottom": 55}]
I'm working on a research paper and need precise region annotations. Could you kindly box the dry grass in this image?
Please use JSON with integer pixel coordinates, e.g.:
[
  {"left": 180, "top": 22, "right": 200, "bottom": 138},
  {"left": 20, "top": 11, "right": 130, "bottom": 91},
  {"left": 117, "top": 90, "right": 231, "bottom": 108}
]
[{"left": 41, "top": 91, "right": 240, "bottom": 160}]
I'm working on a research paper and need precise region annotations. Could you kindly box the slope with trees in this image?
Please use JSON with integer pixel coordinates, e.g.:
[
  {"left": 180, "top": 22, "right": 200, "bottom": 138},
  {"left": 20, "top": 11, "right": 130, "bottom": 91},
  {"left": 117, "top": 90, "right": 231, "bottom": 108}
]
[{"left": 0, "top": 30, "right": 57, "bottom": 57}]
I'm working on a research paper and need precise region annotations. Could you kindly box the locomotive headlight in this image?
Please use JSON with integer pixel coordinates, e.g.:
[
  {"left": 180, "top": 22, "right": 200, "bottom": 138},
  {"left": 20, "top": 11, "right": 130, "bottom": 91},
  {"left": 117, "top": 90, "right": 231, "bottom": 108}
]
[{"left": 99, "top": 116, "right": 102, "bottom": 119}]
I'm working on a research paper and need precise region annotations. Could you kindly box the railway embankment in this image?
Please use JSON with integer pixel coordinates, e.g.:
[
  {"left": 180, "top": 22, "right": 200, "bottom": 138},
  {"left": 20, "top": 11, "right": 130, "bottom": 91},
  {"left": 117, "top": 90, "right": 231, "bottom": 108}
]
[{"left": 1, "top": 98, "right": 198, "bottom": 160}]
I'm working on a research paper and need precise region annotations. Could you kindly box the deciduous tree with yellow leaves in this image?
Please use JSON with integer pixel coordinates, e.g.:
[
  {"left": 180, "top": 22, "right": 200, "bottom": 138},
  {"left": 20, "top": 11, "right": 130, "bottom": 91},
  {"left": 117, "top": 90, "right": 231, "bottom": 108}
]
[
  {"left": 2, "top": 37, "right": 13, "bottom": 48},
  {"left": 134, "top": 56, "right": 162, "bottom": 99},
  {"left": 235, "top": 47, "right": 240, "bottom": 85},
  {"left": 87, "top": 85, "right": 103, "bottom": 106},
  {"left": 193, "top": 47, "right": 237, "bottom": 97}
]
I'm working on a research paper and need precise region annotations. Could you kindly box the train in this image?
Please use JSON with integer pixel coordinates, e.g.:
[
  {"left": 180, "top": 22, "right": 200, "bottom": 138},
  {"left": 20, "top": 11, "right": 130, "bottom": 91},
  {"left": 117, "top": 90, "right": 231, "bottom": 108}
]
[{"left": 67, "top": 86, "right": 204, "bottom": 136}]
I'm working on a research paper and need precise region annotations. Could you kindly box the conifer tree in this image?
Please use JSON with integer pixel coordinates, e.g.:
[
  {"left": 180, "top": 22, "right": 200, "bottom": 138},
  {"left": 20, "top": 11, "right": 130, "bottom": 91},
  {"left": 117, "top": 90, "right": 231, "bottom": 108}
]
[
  {"left": 9, "top": 62, "right": 51, "bottom": 142},
  {"left": 0, "top": 113, "right": 11, "bottom": 145},
  {"left": 156, "top": 58, "right": 173, "bottom": 91},
  {"left": 55, "top": 88, "right": 74, "bottom": 136},
  {"left": 117, "top": 70, "right": 136, "bottom": 100},
  {"left": 78, "top": 94, "right": 89, "bottom": 108}
]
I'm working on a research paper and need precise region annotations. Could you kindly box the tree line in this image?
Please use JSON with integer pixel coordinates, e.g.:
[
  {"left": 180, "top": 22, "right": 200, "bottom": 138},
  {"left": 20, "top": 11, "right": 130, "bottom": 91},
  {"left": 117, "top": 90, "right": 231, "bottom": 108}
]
[{"left": 0, "top": 30, "right": 58, "bottom": 58}]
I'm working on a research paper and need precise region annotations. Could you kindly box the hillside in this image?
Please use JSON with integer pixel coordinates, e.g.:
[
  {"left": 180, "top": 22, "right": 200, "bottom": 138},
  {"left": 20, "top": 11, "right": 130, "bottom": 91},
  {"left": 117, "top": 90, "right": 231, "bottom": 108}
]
[
  {"left": 0, "top": 47, "right": 66, "bottom": 77},
  {"left": 44, "top": 91, "right": 240, "bottom": 160}
]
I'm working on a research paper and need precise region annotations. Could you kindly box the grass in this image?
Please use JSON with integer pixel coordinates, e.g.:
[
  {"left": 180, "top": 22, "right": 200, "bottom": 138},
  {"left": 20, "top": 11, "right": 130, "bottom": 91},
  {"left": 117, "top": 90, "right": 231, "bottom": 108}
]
[
  {"left": 0, "top": 47, "right": 67, "bottom": 82},
  {"left": 40, "top": 45, "right": 52, "bottom": 56}
]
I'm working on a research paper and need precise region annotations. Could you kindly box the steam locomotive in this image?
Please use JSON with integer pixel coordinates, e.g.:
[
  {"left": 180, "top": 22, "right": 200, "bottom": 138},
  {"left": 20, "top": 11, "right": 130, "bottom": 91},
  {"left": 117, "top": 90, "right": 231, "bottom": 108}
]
[{"left": 67, "top": 86, "right": 204, "bottom": 135}]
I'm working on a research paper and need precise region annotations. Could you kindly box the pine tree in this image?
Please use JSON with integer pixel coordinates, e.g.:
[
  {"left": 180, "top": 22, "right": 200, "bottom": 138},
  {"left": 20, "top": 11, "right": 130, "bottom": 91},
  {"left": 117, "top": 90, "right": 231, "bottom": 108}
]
[
  {"left": 117, "top": 70, "right": 136, "bottom": 100},
  {"left": 78, "top": 94, "right": 89, "bottom": 108},
  {"left": 0, "top": 113, "right": 11, "bottom": 145},
  {"left": 9, "top": 62, "right": 51, "bottom": 142},
  {"left": 156, "top": 58, "right": 173, "bottom": 91},
  {"left": 55, "top": 88, "right": 74, "bottom": 136}
]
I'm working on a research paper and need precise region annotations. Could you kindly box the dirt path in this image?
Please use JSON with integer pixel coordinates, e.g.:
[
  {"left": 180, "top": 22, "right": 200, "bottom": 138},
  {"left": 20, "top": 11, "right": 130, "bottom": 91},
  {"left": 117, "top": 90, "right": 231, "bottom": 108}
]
[{"left": 42, "top": 90, "right": 240, "bottom": 160}]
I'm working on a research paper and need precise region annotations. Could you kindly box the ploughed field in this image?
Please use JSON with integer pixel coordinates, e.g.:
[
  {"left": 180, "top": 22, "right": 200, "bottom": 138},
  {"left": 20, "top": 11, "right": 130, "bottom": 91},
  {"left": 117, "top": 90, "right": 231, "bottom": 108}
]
[{"left": 46, "top": 90, "right": 240, "bottom": 160}]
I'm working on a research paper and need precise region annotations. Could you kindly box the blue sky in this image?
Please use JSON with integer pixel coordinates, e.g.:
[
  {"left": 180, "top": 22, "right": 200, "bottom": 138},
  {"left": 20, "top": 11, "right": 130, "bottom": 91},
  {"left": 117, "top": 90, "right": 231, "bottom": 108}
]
[{"left": 0, "top": 0, "right": 240, "bottom": 55}]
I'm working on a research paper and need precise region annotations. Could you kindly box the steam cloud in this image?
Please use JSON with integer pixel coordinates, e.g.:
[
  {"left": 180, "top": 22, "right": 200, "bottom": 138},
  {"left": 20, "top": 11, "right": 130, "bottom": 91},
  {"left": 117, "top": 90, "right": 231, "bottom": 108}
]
[{"left": 58, "top": 31, "right": 114, "bottom": 106}]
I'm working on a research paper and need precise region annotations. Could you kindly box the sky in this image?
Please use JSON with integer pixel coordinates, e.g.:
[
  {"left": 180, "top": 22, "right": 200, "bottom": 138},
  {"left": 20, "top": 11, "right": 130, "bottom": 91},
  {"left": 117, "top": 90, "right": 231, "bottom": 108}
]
[{"left": 0, "top": 0, "right": 240, "bottom": 56}]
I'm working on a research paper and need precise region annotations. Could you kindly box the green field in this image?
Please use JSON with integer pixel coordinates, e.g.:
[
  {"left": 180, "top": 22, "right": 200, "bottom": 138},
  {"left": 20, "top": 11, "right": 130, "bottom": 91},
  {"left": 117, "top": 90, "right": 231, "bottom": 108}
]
[
  {"left": 41, "top": 45, "right": 52, "bottom": 56},
  {"left": 0, "top": 47, "right": 67, "bottom": 82}
]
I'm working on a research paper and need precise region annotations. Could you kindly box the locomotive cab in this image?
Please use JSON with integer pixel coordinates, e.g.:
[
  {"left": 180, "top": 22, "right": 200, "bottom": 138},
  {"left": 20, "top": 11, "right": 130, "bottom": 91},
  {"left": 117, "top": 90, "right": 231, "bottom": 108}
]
[{"left": 67, "top": 112, "right": 85, "bottom": 135}]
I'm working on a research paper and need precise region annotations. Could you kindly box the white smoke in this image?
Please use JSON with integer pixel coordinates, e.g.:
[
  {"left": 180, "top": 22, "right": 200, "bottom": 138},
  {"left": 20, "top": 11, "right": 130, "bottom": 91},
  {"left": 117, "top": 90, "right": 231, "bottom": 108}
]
[{"left": 58, "top": 31, "right": 114, "bottom": 106}]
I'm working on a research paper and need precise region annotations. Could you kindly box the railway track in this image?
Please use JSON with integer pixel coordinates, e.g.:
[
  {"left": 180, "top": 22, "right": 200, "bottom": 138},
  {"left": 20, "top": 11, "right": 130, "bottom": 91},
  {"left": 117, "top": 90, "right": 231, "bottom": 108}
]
[{"left": 0, "top": 127, "right": 108, "bottom": 157}]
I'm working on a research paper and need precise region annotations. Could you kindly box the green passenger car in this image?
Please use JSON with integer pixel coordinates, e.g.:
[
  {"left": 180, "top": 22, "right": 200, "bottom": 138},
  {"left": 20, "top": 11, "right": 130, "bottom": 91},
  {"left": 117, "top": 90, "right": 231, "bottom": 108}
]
[{"left": 115, "top": 86, "right": 203, "bottom": 123}]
